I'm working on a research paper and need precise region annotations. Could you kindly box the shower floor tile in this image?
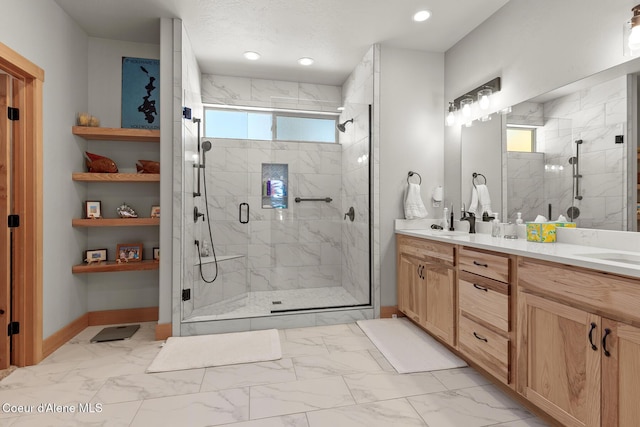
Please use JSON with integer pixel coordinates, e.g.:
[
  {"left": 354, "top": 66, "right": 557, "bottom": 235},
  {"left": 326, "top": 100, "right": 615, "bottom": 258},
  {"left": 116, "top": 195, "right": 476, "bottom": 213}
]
[{"left": 185, "top": 287, "right": 361, "bottom": 322}]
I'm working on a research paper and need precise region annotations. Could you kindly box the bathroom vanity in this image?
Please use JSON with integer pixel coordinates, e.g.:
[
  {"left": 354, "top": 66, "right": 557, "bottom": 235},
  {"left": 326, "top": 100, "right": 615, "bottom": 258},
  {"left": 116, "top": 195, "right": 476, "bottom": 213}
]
[{"left": 395, "top": 226, "right": 640, "bottom": 427}]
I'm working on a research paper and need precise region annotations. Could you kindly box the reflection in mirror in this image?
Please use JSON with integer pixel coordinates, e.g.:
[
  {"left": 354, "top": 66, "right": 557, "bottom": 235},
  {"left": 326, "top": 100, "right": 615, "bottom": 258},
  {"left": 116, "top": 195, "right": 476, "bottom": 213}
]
[{"left": 506, "top": 75, "right": 633, "bottom": 230}]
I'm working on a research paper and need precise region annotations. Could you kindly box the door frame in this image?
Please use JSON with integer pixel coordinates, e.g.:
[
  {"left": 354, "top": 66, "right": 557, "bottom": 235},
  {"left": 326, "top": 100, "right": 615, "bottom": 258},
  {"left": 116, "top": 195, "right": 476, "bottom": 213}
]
[{"left": 0, "top": 42, "right": 44, "bottom": 367}]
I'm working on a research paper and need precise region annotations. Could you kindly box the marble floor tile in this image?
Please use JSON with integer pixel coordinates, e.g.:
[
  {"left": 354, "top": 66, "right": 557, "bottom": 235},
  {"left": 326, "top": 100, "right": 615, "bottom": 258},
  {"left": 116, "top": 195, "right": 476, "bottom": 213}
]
[
  {"left": 367, "top": 348, "right": 396, "bottom": 372},
  {"left": 491, "top": 417, "right": 550, "bottom": 426},
  {"left": 284, "top": 324, "right": 357, "bottom": 340},
  {"left": 343, "top": 371, "right": 447, "bottom": 404},
  {"left": 322, "top": 334, "right": 377, "bottom": 352},
  {"left": 93, "top": 369, "right": 205, "bottom": 404},
  {"left": 130, "top": 388, "right": 249, "bottom": 427},
  {"left": 0, "top": 361, "right": 77, "bottom": 390},
  {"left": 250, "top": 376, "right": 354, "bottom": 419},
  {"left": 200, "top": 359, "right": 297, "bottom": 391},
  {"left": 430, "top": 367, "right": 493, "bottom": 390},
  {"left": 292, "top": 350, "right": 381, "bottom": 380},
  {"left": 280, "top": 336, "right": 329, "bottom": 358},
  {"left": 2, "top": 411, "right": 76, "bottom": 426},
  {"left": 306, "top": 399, "right": 427, "bottom": 427},
  {"left": 73, "top": 400, "right": 143, "bottom": 427},
  {"left": 407, "top": 384, "right": 533, "bottom": 427},
  {"left": 217, "top": 413, "right": 309, "bottom": 427}
]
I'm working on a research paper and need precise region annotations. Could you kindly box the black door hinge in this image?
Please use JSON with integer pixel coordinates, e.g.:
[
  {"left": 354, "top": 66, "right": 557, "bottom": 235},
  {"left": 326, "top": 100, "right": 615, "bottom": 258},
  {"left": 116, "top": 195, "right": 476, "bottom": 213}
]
[
  {"left": 7, "top": 107, "right": 19, "bottom": 121},
  {"left": 8, "top": 214, "right": 19, "bottom": 228},
  {"left": 8, "top": 321, "right": 19, "bottom": 336},
  {"left": 182, "top": 289, "right": 191, "bottom": 301}
]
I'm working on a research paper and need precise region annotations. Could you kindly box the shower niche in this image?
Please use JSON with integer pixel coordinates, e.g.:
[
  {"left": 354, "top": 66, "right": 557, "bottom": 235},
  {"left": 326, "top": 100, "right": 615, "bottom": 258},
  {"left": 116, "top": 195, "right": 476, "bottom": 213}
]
[{"left": 261, "top": 163, "right": 288, "bottom": 209}]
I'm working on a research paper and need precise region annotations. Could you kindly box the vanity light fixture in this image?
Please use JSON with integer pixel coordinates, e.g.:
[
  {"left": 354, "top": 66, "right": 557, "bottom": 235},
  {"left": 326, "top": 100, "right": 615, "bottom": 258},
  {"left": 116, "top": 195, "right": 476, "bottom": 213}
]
[
  {"left": 460, "top": 96, "right": 474, "bottom": 118},
  {"left": 628, "top": 4, "right": 640, "bottom": 51},
  {"left": 477, "top": 87, "right": 493, "bottom": 110},
  {"left": 453, "top": 77, "right": 501, "bottom": 115},
  {"left": 480, "top": 115, "right": 492, "bottom": 122},
  {"left": 413, "top": 10, "right": 432, "bottom": 22},
  {"left": 298, "top": 57, "right": 315, "bottom": 66},
  {"left": 446, "top": 102, "right": 457, "bottom": 126},
  {"left": 243, "top": 51, "right": 261, "bottom": 61}
]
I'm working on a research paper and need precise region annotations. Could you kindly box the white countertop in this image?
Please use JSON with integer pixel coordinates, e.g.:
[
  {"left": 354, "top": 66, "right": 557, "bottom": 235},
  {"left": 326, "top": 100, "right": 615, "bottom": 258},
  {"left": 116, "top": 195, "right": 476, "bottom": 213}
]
[{"left": 396, "top": 224, "right": 640, "bottom": 279}]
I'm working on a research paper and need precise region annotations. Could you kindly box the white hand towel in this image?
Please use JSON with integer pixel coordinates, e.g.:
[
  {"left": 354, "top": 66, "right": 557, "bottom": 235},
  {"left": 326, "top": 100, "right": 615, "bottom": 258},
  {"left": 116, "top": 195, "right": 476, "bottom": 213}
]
[
  {"left": 468, "top": 184, "right": 492, "bottom": 216},
  {"left": 404, "top": 183, "right": 428, "bottom": 219}
]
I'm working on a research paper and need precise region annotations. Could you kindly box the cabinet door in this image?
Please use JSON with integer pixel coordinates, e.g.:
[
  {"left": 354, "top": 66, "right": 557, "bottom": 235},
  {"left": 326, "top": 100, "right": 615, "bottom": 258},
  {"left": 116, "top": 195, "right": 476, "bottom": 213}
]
[
  {"left": 601, "top": 319, "right": 640, "bottom": 427},
  {"left": 423, "top": 260, "right": 455, "bottom": 346},
  {"left": 397, "top": 254, "right": 423, "bottom": 324},
  {"left": 518, "top": 292, "right": 601, "bottom": 427}
]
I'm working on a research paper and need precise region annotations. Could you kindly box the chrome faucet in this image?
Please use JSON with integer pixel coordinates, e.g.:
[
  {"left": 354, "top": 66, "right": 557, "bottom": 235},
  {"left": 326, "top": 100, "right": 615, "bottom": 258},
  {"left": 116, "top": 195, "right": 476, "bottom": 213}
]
[{"left": 460, "top": 210, "right": 476, "bottom": 234}]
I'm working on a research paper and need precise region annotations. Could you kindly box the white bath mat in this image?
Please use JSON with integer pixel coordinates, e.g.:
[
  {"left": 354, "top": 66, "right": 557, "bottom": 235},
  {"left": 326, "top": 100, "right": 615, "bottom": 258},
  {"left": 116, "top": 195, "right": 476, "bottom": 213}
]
[
  {"left": 147, "top": 329, "right": 281, "bottom": 373},
  {"left": 357, "top": 318, "right": 466, "bottom": 374}
]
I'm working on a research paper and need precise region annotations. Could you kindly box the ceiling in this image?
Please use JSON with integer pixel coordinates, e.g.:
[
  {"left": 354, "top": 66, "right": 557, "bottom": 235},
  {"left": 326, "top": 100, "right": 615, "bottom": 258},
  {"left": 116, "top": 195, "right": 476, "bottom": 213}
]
[{"left": 55, "top": 0, "right": 509, "bottom": 86}]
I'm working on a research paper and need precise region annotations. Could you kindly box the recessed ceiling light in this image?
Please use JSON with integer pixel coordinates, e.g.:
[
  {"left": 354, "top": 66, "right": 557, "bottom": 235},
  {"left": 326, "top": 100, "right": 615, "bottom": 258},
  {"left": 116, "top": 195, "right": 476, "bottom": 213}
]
[
  {"left": 337, "top": 106, "right": 345, "bottom": 111},
  {"left": 413, "top": 10, "right": 432, "bottom": 22},
  {"left": 298, "top": 57, "right": 314, "bottom": 66},
  {"left": 243, "top": 51, "right": 261, "bottom": 61}
]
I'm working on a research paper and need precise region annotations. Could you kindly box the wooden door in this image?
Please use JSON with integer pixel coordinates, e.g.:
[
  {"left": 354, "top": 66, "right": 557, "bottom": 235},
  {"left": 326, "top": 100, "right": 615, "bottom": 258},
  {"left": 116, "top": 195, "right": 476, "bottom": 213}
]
[
  {"left": 0, "top": 74, "right": 10, "bottom": 369},
  {"left": 518, "top": 292, "right": 601, "bottom": 427},
  {"left": 423, "top": 261, "right": 455, "bottom": 345},
  {"left": 601, "top": 319, "right": 640, "bottom": 427},
  {"left": 397, "top": 253, "right": 423, "bottom": 324}
]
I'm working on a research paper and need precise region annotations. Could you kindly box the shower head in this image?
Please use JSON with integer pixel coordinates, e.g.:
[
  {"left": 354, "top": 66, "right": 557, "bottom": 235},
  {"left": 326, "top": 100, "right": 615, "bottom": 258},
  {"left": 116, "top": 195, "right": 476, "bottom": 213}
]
[
  {"left": 201, "top": 140, "right": 212, "bottom": 152},
  {"left": 337, "top": 118, "right": 354, "bottom": 133}
]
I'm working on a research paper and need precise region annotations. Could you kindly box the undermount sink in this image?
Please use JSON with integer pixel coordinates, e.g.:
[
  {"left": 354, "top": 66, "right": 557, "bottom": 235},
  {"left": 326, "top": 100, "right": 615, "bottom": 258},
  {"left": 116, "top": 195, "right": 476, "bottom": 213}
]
[
  {"left": 576, "top": 252, "right": 640, "bottom": 265},
  {"left": 428, "top": 230, "right": 468, "bottom": 238}
]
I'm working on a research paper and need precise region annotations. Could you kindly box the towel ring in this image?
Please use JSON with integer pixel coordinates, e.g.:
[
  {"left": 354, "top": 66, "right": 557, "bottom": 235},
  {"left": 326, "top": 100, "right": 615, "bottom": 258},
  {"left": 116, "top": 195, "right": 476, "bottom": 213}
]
[
  {"left": 407, "top": 171, "right": 422, "bottom": 185},
  {"left": 472, "top": 172, "right": 486, "bottom": 188}
]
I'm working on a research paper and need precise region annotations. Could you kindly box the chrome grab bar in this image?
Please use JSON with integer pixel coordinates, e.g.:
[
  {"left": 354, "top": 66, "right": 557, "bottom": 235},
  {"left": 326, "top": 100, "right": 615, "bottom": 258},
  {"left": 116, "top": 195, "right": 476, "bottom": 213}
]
[{"left": 294, "top": 197, "right": 332, "bottom": 203}]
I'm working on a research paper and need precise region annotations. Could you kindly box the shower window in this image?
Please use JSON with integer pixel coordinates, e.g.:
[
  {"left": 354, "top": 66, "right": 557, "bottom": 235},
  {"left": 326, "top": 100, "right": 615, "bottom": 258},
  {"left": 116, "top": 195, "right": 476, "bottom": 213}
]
[
  {"left": 507, "top": 127, "right": 536, "bottom": 152},
  {"left": 204, "top": 106, "right": 338, "bottom": 143}
]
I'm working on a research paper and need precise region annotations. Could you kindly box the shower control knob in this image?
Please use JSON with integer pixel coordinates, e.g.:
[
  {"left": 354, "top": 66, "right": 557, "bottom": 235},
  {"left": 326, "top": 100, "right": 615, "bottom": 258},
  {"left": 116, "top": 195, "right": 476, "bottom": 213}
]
[
  {"left": 194, "top": 206, "right": 205, "bottom": 222},
  {"left": 344, "top": 207, "right": 355, "bottom": 222}
]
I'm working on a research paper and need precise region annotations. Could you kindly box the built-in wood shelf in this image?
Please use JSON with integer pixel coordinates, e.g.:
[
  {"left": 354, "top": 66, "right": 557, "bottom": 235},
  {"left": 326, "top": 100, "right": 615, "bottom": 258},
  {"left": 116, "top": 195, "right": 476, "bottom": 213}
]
[
  {"left": 72, "top": 218, "right": 160, "bottom": 227},
  {"left": 72, "top": 126, "right": 160, "bottom": 142},
  {"left": 72, "top": 260, "right": 159, "bottom": 274},
  {"left": 72, "top": 173, "right": 160, "bottom": 182}
]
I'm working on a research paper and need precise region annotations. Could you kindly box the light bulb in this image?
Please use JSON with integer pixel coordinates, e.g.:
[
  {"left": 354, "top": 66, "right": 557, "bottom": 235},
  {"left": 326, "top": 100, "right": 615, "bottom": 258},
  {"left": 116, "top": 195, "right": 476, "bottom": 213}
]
[
  {"left": 446, "top": 110, "right": 456, "bottom": 126},
  {"left": 477, "top": 88, "right": 492, "bottom": 110},
  {"left": 630, "top": 25, "right": 640, "bottom": 50},
  {"left": 460, "top": 97, "right": 473, "bottom": 118}
]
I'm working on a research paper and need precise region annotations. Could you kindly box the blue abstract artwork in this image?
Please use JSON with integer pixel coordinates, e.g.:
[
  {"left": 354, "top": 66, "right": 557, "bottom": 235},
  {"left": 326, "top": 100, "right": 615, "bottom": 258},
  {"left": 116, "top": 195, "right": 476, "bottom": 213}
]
[{"left": 121, "top": 57, "right": 159, "bottom": 129}]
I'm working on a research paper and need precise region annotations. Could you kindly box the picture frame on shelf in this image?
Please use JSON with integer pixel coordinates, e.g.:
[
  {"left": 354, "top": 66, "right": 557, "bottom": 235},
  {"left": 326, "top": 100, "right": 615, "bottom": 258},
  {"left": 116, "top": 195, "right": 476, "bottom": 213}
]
[
  {"left": 84, "top": 200, "right": 102, "bottom": 219},
  {"left": 84, "top": 248, "right": 107, "bottom": 264},
  {"left": 150, "top": 205, "right": 160, "bottom": 218},
  {"left": 116, "top": 243, "right": 143, "bottom": 263},
  {"left": 153, "top": 247, "right": 160, "bottom": 261}
]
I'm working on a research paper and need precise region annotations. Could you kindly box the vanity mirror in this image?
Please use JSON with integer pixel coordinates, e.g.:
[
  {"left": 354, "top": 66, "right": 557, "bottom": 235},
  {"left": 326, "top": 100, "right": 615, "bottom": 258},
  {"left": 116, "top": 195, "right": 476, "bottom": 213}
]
[{"left": 461, "top": 61, "right": 640, "bottom": 231}]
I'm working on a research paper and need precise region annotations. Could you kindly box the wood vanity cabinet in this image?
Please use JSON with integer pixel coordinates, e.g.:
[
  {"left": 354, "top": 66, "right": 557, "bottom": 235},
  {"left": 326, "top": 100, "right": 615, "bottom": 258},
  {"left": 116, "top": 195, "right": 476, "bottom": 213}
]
[
  {"left": 396, "top": 234, "right": 456, "bottom": 346},
  {"left": 457, "top": 247, "right": 512, "bottom": 385},
  {"left": 517, "top": 257, "right": 640, "bottom": 427}
]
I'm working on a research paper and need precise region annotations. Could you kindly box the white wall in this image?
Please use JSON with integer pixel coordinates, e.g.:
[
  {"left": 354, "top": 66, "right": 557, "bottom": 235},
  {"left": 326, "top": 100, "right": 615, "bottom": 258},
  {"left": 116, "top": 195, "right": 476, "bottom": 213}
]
[
  {"left": 379, "top": 47, "right": 444, "bottom": 306},
  {"left": 444, "top": 0, "right": 639, "bottom": 207},
  {"left": 0, "top": 0, "right": 89, "bottom": 337}
]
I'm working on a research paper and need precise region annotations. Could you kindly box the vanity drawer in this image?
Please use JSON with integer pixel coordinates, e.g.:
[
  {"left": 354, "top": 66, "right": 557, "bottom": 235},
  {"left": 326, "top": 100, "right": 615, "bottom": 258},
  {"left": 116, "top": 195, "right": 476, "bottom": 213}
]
[
  {"left": 459, "top": 271, "right": 509, "bottom": 333},
  {"left": 459, "top": 314, "right": 510, "bottom": 384},
  {"left": 397, "top": 234, "right": 455, "bottom": 266},
  {"left": 518, "top": 257, "right": 640, "bottom": 325},
  {"left": 459, "top": 247, "right": 510, "bottom": 283}
]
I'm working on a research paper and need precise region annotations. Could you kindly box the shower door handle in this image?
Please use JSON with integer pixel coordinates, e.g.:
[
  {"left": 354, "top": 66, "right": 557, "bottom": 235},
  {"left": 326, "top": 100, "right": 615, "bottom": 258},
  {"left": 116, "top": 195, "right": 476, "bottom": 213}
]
[{"left": 239, "top": 203, "right": 249, "bottom": 224}]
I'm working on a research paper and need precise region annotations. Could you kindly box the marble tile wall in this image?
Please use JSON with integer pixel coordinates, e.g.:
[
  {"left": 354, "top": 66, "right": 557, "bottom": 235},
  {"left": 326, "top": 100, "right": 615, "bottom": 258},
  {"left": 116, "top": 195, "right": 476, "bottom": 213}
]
[
  {"left": 506, "top": 152, "right": 545, "bottom": 221},
  {"left": 541, "top": 76, "right": 627, "bottom": 229},
  {"left": 340, "top": 45, "right": 375, "bottom": 304},
  {"left": 201, "top": 75, "right": 342, "bottom": 112}
]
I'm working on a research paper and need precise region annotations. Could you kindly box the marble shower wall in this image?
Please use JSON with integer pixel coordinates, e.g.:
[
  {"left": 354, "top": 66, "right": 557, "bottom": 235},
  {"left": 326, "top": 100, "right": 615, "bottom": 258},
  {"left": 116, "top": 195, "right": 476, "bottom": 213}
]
[
  {"left": 506, "top": 152, "right": 545, "bottom": 220},
  {"left": 195, "top": 138, "right": 344, "bottom": 306},
  {"left": 541, "top": 76, "right": 626, "bottom": 229},
  {"left": 340, "top": 46, "right": 374, "bottom": 304}
]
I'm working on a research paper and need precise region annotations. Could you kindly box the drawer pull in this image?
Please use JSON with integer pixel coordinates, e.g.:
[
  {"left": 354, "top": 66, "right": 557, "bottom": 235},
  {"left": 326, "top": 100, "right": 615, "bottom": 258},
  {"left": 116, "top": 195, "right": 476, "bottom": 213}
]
[
  {"left": 588, "top": 322, "right": 597, "bottom": 351},
  {"left": 602, "top": 328, "right": 612, "bottom": 357},
  {"left": 473, "top": 332, "right": 488, "bottom": 342},
  {"left": 473, "top": 283, "right": 488, "bottom": 292},
  {"left": 473, "top": 261, "right": 489, "bottom": 268}
]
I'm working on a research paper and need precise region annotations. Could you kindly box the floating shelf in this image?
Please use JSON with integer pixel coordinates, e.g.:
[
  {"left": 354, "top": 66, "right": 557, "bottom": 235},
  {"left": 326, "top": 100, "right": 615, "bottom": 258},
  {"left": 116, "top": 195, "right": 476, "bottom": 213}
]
[
  {"left": 72, "top": 126, "right": 159, "bottom": 142},
  {"left": 72, "top": 173, "right": 160, "bottom": 182},
  {"left": 72, "top": 260, "right": 159, "bottom": 274},
  {"left": 72, "top": 218, "right": 160, "bottom": 227}
]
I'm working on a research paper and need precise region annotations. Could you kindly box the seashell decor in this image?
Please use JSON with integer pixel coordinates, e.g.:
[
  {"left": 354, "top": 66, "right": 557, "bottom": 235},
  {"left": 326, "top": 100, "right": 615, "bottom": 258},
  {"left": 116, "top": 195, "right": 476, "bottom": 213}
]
[{"left": 116, "top": 202, "right": 138, "bottom": 218}]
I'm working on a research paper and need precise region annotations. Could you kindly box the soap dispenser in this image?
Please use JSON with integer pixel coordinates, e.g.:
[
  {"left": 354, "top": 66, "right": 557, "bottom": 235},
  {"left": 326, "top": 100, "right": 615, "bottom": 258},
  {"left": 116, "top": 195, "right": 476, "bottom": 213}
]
[
  {"left": 516, "top": 212, "right": 523, "bottom": 225},
  {"left": 491, "top": 213, "right": 501, "bottom": 237}
]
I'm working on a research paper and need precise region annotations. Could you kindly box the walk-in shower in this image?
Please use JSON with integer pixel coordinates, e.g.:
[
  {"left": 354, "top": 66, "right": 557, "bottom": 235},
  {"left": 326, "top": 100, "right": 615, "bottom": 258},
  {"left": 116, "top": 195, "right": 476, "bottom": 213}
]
[{"left": 180, "top": 105, "right": 373, "bottom": 328}]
